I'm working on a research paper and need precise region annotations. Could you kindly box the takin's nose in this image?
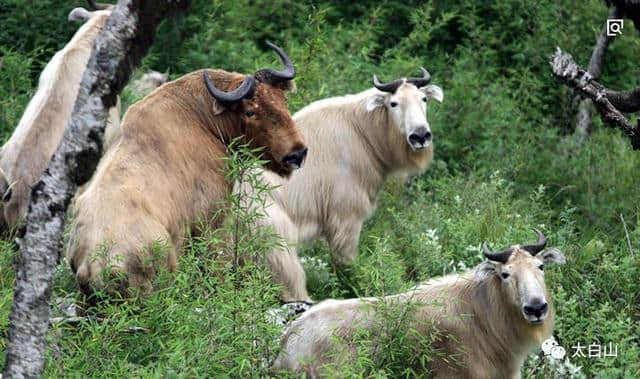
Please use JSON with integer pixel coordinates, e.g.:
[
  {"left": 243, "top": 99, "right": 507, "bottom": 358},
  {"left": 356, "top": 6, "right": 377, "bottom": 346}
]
[
  {"left": 408, "top": 127, "right": 432, "bottom": 147},
  {"left": 282, "top": 147, "right": 308, "bottom": 170},
  {"left": 523, "top": 298, "right": 548, "bottom": 319}
]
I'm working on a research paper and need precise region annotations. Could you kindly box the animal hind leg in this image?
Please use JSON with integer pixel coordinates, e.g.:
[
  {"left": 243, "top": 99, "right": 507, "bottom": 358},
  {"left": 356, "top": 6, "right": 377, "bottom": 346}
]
[
  {"left": 325, "top": 219, "right": 363, "bottom": 295},
  {"left": 72, "top": 236, "right": 177, "bottom": 299},
  {"left": 326, "top": 218, "right": 362, "bottom": 267}
]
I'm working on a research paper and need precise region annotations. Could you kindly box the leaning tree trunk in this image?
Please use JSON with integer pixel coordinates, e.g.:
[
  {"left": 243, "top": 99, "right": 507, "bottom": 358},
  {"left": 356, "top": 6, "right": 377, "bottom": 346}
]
[{"left": 2, "top": 1, "right": 189, "bottom": 377}]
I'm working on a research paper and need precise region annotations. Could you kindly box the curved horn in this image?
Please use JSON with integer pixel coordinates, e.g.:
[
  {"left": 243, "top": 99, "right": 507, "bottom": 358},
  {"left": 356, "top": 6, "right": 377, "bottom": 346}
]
[
  {"left": 406, "top": 67, "right": 432, "bottom": 88},
  {"left": 521, "top": 228, "right": 547, "bottom": 255},
  {"left": 87, "top": 0, "right": 110, "bottom": 10},
  {"left": 482, "top": 242, "right": 513, "bottom": 263},
  {"left": 372, "top": 75, "right": 404, "bottom": 93},
  {"left": 203, "top": 71, "right": 256, "bottom": 105},
  {"left": 254, "top": 41, "right": 295, "bottom": 84}
]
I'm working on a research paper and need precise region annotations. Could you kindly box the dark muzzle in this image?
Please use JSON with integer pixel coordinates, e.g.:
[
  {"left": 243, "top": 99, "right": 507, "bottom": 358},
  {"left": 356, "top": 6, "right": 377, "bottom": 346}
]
[{"left": 282, "top": 147, "right": 308, "bottom": 170}]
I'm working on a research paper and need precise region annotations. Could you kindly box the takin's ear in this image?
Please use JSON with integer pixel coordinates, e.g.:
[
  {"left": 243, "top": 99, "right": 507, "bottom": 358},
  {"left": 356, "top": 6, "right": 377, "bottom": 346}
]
[
  {"left": 280, "top": 80, "right": 297, "bottom": 93},
  {"left": 539, "top": 247, "right": 566, "bottom": 265},
  {"left": 68, "top": 7, "right": 92, "bottom": 22},
  {"left": 366, "top": 93, "right": 387, "bottom": 112},
  {"left": 211, "top": 100, "right": 227, "bottom": 116},
  {"left": 421, "top": 84, "right": 444, "bottom": 103},
  {"left": 265, "top": 80, "right": 296, "bottom": 93},
  {"left": 476, "top": 261, "right": 497, "bottom": 279}
]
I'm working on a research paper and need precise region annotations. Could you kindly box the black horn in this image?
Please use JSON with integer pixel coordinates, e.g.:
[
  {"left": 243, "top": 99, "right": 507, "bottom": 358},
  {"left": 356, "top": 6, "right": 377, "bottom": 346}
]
[
  {"left": 203, "top": 71, "right": 256, "bottom": 106},
  {"left": 372, "top": 74, "right": 403, "bottom": 94},
  {"left": 482, "top": 242, "right": 513, "bottom": 264},
  {"left": 87, "top": 0, "right": 110, "bottom": 10},
  {"left": 254, "top": 41, "right": 295, "bottom": 84},
  {"left": 521, "top": 229, "right": 547, "bottom": 255},
  {"left": 406, "top": 67, "right": 431, "bottom": 87}
]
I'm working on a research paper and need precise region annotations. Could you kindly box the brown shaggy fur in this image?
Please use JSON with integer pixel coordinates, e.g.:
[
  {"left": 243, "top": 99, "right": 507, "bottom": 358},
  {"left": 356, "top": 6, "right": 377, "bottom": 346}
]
[{"left": 66, "top": 69, "right": 305, "bottom": 295}]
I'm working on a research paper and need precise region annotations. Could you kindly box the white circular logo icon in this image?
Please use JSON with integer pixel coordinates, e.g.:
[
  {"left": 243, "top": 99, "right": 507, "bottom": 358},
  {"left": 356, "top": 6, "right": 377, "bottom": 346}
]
[
  {"left": 550, "top": 345, "right": 566, "bottom": 360},
  {"left": 541, "top": 338, "right": 557, "bottom": 355}
]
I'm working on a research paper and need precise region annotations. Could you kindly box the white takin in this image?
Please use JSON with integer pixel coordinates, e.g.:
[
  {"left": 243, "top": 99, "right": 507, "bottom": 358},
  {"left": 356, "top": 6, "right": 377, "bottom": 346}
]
[
  {"left": 274, "top": 230, "right": 566, "bottom": 378},
  {"left": 0, "top": 2, "right": 119, "bottom": 231},
  {"left": 249, "top": 68, "right": 443, "bottom": 302}
]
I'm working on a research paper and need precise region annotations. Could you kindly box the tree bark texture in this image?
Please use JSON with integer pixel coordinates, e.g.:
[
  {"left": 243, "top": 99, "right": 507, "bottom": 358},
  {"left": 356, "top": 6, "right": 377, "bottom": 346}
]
[
  {"left": 2, "top": 1, "right": 189, "bottom": 377},
  {"left": 550, "top": 48, "right": 640, "bottom": 150}
]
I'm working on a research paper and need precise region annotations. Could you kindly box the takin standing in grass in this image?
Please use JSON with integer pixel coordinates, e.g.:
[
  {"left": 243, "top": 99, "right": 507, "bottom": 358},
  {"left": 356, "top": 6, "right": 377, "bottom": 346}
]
[
  {"left": 248, "top": 68, "right": 443, "bottom": 302},
  {"left": 66, "top": 42, "right": 307, "bottom": 296},
  {"left": 0, "top": 1, "right": 120, "bottom": 232},
  {"left": 274, "top": 230, "right": 566, "bottom": 378}
]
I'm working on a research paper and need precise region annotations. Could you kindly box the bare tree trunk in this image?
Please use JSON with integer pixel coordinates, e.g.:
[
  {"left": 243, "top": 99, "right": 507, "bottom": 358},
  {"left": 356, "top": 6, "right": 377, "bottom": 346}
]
[
  {"left": 574, "top": 6, "right": 622, "bottom": 143},
  {"left": 2, "top": 1, "right": 188, "bottom": 377},
  {"left": 550, "top": 48, "right": 640, "bottom": 150}
]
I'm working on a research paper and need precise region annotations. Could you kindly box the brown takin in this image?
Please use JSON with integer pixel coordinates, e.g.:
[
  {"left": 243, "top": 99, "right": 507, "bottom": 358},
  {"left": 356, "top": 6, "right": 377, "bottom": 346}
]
[
  {"left": 245, "top": 68, "right": 443, "bottom": 302},
  {"left": 0, "top": 2, "right": 120, "bottom": 232},
  {"left": 274, "top": 230, "right": 566, "bottom": 378},
  {"left": 66, "top": 42, "right": 307, "bottom": 295}
]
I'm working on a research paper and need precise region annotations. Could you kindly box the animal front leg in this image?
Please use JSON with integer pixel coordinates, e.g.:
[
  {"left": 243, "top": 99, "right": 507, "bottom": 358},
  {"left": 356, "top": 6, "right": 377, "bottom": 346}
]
[{"left": 266, "top": 246, "right": 312, "bottom": 303}]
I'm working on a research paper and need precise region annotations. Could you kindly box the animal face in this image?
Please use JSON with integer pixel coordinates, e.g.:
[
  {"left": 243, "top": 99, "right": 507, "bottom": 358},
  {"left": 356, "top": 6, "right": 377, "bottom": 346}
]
[
  {"left": 239, "top": 82, "right": 307, "bottom": 177},
  {"left": 367, "top": 80, "right": 443, "bottom": 151},
  {"left": 203, "top": 41, "right": 306, "bottom": 177},
  {"left": 483, "top": 230, "right": 566, "bottom": 325},
  {"left": 388, "top": 83, "right": 442, "bottom": 151}
]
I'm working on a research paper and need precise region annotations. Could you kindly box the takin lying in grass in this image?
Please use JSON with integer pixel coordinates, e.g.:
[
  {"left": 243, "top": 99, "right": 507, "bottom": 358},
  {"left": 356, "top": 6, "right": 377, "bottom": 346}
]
[
  {"left": 240, "top": 68, "right": 443, "bottom": 303},
  {"left": 274, "top": 230, "right": 566, "bottom": 378},
  {"left": 0, "top": 2, "right": 120, "bottom": 232},
  {"left": 66, "top": 42, "right": 307, "bottom": 296}
]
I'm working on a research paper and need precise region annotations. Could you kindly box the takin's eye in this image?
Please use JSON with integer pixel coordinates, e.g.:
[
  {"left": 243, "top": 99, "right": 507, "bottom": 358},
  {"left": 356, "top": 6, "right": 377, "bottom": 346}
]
[
  {"left": 390, "top": 101, "right": 398, "bottom": 108},
  {"left": 244, "top": 111, "right": 255, "bottom": 117},
  {"left": 501, "top": 272, "right": 510, "bottom": 280},
  {"left": 538, "top": 264, "right": 544, "bottom": 271},
  {"left": 421, "top": 97, "right": 427, "bottom": 102}
]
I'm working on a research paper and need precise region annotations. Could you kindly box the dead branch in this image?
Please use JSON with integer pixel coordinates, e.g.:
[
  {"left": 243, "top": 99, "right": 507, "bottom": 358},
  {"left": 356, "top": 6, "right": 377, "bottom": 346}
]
[{"left": 550, "top": 47, "right": 640, "bottom": 150}]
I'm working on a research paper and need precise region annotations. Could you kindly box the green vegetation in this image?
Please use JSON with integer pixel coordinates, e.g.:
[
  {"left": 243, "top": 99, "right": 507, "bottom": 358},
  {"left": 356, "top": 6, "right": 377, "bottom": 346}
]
[{"left": 1, "top": 0, "right": 639, "bottom": 377}]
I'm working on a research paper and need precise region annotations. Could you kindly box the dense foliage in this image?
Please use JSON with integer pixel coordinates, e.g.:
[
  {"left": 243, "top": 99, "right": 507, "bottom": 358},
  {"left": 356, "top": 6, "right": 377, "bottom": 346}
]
[{"left": 1, "top": 0, "right": 639, "bottom": 377}]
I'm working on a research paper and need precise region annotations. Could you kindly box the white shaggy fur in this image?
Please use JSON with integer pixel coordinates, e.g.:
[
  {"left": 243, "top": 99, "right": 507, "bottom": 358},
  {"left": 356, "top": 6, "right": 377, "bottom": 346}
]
[
  {"left": 0, "top": 7, "right": 119, "bottom": 230},
  {"left": 274, "top": 246, "right": 566, "bottom": 378},
  {"left": 244, "top": 81, "right": 443, "bottom": 302}
]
